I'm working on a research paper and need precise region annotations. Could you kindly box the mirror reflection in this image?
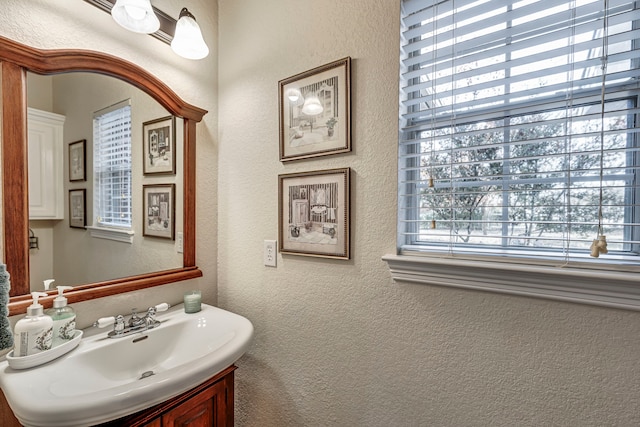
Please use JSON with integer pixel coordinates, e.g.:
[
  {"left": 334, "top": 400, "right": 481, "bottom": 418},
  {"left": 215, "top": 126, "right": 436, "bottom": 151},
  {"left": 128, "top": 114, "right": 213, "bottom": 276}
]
[{"left": 27, "top": 71, "right": 184, "bottom": 293}]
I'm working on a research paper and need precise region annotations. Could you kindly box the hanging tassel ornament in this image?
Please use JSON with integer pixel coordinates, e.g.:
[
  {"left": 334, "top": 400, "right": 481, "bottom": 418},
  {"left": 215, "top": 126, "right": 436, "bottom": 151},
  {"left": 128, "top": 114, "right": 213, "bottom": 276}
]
[
  {"left": 590, "top": 235, "right": 608, "bottom": 258},
  {"left": 591, "top": 1, "right": 609, "bottom": 259}
]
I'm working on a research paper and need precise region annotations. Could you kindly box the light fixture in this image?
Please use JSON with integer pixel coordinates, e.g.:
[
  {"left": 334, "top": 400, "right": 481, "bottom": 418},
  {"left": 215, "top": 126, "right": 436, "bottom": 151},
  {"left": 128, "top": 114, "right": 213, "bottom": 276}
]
[
  {"left": 287, "top": 88, "right": 302, "bottom": 103},
  {"left": 171, "top": 8, "right": 209, "bottom": 60},
  {"left": 85, "top": 1, "right": 210, "bottom": 60},
  {"left": 301, "top": 95, "right": 323, "bottom": 116},
  {"left": 111, "top": 0, "right": 160, "bottom": 34}
]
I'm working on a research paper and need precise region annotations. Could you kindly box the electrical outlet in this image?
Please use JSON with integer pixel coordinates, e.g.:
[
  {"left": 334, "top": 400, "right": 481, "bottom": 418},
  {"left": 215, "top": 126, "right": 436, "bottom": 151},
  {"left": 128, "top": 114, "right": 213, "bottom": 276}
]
[
  {"left": 264, "top": 240, "right": 277, "bottom": 267},
  {"left": 176, "top": 232, "right": 184, "bottom": 253}
]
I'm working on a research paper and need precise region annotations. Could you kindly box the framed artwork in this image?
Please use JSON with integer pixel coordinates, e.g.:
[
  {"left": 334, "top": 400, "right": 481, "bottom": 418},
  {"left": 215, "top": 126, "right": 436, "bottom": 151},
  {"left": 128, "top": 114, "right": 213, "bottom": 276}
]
[
  {"left": 278, "top": 168, "right": 350, "bottom": 259},
  {"left": 69, "top": 139, "right": 86, "bottom": 182},
  {"left": 279, "top": 57, "right": 352, "bottom": 162},
  {"left": 143, "top": 184, "right": 175, "bottom": 239},
  {"left": 69, "top": 189, "right": 86, "bottom": 228},
  {"left": 143, "top": 116, "right": 176, "bottom": 175}
]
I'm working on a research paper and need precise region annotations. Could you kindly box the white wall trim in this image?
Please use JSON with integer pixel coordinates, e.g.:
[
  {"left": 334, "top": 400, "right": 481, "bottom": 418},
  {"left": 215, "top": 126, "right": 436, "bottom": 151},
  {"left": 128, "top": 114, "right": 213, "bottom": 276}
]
[
  {"left": 86, "top": 226, "right": 134, "bottom": 244},
  {"left": 382, "top": 254, "right": 640, "bottom": 311}
]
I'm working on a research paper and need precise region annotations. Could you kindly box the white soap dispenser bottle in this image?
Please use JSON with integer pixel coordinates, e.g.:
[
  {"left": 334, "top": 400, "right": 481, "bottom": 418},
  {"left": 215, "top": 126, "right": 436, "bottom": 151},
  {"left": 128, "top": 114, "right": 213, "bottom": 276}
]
[
  {"left": 45, "top": 286, "right": 76, "bottom": 347},
  {"left": 13, "top": 292, "right": 53, "bottom": 357}
]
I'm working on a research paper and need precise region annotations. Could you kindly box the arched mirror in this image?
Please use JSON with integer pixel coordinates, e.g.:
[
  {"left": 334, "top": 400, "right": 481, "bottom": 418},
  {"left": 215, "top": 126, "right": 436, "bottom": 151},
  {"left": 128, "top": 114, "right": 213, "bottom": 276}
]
[{"left": 1, "top": 36, "right": 207, "bottom": 315}]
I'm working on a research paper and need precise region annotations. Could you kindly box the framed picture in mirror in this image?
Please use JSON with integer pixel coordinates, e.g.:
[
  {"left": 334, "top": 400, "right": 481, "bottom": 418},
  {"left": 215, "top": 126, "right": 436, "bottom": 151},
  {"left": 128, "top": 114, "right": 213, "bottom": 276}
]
[
  {"left": 278, "top": 168, "right": 350, "bottom": 259},
  {"left": 143, "top": 184, "right": 175, "bottom": 240},
  {"left": 143, "top": 116, "right": 176, "bottom": 175},
  {"left": 69, "top": 189, "right": 86, "bottom": 228},
  {"left": 68, "top": 139, "right": 86, "bottom": 182}
]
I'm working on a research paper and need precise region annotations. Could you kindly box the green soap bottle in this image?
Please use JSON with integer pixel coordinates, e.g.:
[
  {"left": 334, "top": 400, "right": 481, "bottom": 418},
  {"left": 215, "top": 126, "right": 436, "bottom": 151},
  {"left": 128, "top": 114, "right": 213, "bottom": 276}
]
[{"left": 45, "top": 286, "right": 76, "bottom": 347}]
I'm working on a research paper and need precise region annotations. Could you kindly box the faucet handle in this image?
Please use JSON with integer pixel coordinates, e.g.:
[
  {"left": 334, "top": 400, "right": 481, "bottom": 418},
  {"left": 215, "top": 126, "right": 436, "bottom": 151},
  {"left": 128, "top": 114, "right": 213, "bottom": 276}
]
[
  {"left": 145, "top": 303, "right": 170, "bottom": 320},
  {"left": 94, "top": 314, "right": 126, "bottom": 330},
  {"left": 94, "top": 316, "right": 115, "bottom": 328},
  {"left": 114, "top": 315, "right": 125, "bottom": 333},
  {"left": 155, "top": 303, "right": 170, "bottom": 312}
]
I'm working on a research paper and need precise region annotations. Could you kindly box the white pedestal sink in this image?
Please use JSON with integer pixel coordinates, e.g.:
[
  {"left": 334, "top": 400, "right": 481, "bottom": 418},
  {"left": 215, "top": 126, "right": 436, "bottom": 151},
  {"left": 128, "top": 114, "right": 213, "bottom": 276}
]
[{"left": 0, "top": 303, "right": 254, "bottom": 427}]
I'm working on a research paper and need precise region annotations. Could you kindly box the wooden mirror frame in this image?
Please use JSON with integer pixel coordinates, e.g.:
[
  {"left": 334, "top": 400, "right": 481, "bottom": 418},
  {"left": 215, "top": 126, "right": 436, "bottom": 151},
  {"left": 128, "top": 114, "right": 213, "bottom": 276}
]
[{"left": 0, "top": 36, "right": 206, "bottom": 315}]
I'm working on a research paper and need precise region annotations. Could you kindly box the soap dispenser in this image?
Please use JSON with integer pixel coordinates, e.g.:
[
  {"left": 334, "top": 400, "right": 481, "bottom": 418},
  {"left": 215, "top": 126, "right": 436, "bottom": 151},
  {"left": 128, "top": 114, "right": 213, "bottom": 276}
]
[
  {"left": 46, "top": 286, "right": 76, "bottom": 347},
  {"left": 13, "top": 292, "right": 53, "bottom": 357}
]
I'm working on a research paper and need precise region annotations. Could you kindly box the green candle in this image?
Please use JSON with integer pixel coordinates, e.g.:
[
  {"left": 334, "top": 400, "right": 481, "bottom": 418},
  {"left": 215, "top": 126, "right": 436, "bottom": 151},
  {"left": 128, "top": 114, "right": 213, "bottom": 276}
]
[{"left": 183, "top": 291, "right": 201, "bottom": 313}]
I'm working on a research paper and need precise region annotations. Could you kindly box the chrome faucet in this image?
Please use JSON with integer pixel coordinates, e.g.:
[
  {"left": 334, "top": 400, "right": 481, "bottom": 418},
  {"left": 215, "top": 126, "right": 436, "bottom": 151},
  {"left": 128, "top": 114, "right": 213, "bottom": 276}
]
[
  {"left": 128, "top": 308, "right": 145, "bottom": 328},
  {"left": 94, "top": 303, "right": 170, "bottom": 338}
]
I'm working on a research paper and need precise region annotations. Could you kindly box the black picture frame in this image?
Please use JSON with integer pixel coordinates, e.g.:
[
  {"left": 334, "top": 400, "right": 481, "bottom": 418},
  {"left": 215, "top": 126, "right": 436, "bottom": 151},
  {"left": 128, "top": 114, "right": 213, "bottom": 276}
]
[
  {"left": 143, "top": 184, "right": 176, "bottom": 239},
  {"left": 143, "top": 116, "right": 176, "bottom": 175},
  {"left": 69, "top": 139, "right": 86, "bottom": 182},
  {"left": 69, "top": 189, "right": 86, "bottom": 228}
]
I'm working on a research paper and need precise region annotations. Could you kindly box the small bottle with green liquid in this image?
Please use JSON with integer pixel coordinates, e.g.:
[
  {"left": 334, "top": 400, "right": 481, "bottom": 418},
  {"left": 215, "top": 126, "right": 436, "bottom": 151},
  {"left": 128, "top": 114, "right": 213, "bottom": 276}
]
[{"left": 45, "top": 286, "right": 76, "bottom": 347}]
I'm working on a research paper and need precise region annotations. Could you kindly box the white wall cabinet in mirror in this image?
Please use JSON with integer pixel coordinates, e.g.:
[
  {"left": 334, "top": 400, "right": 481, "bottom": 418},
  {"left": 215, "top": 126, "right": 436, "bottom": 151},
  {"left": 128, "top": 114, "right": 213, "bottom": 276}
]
[{"left": 27, "top": 108, "right": 65, "bottom": 220}]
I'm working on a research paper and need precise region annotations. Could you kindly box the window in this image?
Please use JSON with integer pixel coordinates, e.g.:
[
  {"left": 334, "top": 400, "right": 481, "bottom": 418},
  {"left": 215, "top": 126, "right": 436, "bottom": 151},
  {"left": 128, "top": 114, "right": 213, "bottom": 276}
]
[
  {"left": 390, "top": 0, "right": 640, "bottom": 309},
  {"left": 92, "top": 100, "right": 132, "bottom": 231},
  {"left": 400, "top": 0, "right": 640, "bottom": 260}
]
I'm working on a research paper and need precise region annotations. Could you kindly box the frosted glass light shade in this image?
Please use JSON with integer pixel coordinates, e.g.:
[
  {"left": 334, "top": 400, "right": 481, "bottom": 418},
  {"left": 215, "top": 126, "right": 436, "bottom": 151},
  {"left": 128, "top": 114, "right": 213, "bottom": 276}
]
[
  {"left": 111, "top": 0, "right": 160, "bottom": 34},
  {"left": 171, "top": 8, "right": 210, "bottom": 60},
  {"left": 301, "top": 95, "right": 324, "bottom": 115},
  {"left": 287, "top": 89, "right": 302, "bottom": 103}
]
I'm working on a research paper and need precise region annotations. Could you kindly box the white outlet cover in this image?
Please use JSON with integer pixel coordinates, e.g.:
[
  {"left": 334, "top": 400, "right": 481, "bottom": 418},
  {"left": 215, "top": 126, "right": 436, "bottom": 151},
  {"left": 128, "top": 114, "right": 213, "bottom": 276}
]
[{"left": 264, "top": 240, "right": 277, "bottom": 267}]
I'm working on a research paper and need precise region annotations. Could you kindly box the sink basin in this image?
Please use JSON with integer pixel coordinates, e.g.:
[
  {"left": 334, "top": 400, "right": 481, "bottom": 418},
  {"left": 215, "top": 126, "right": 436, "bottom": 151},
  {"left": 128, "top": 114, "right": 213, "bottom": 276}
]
[{"left": 0, "top": 303, "right": 254, "bottom": 427}]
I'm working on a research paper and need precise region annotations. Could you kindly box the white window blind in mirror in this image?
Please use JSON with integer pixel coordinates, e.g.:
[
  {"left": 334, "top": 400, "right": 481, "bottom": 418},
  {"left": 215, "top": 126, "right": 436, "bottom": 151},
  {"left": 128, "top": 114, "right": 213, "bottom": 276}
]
[
  {"left": 93, "top": 100, "right": 132, "bottom": 230},
  {"left": 399, "top": 0, "right": 640, "bottom": 264}
]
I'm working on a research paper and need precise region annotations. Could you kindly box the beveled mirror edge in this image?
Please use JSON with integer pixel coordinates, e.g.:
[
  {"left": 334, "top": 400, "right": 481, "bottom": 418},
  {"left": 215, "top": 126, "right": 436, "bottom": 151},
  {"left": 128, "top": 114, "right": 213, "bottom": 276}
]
[{"left": 0, "top": 36, "right": 207, "bottom": 316}]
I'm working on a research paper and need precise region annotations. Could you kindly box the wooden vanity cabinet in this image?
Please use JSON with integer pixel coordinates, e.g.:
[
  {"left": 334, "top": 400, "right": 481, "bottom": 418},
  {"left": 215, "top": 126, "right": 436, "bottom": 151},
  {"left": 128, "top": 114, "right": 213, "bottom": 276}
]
[
  {"left": 0, "top": 365, "right": 236, "bottom": 427},
  {"left": 101, "top": 365, "right": 236, "bottom": 427}
]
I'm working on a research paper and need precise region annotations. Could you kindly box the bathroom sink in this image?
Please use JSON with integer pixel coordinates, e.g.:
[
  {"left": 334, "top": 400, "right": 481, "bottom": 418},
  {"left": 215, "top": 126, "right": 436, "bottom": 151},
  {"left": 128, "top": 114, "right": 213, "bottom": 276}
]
[{"left": 0, "top": 303, "right": 254, "bottom": 427}]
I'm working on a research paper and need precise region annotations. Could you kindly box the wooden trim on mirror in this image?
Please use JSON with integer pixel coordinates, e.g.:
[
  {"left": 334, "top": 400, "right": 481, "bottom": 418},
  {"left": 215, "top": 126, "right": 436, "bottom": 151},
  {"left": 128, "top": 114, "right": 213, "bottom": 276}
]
[
  {"left": 1, "top": 62, "right": 30, "bottom": 302},
  {"left": 8, "top": 268, "right": 203, "bottom": 314},
  {"left": 0, "top": 36, "right": 206, "bottom": 121},
  {"left": 0, "top": 36, "right": 207, "bottom": 316},
  {"left": 183, "top": 119, "right": 198, "bottom": 267}
]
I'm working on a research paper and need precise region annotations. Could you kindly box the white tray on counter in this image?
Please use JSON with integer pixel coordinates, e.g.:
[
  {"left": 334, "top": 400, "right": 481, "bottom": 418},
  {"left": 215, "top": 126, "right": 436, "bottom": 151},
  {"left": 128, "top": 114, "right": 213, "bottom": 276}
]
[{"left": 6, "top": 330, "right": 83, "bottom": 370}]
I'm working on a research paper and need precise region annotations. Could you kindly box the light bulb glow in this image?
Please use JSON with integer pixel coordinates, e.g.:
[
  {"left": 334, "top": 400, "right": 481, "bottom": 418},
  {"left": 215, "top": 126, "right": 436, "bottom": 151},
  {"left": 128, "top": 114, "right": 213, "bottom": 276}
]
[{"left": 124, "top": 5, "right": 146, "bottom": 20}]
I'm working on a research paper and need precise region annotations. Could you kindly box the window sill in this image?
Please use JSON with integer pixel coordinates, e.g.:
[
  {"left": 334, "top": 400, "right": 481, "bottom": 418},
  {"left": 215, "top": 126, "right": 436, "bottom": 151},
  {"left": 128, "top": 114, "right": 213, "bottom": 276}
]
[
  {"left": 382, "top": 253, "right": 640, "bottom": 311},
  {"left": 86, "top": 226, "right": 134, "bottom": 244}
]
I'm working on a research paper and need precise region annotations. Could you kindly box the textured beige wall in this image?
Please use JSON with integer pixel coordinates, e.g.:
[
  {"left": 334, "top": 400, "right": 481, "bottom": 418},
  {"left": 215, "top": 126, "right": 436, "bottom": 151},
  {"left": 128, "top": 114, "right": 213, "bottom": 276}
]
[
  {"left": 1, "top": 0, "right": 219, "bottom": 326},
  {"left": 217, "top": 1, "right": 640, "bottom": 426},
  {"left": 2, "top": 1, "right": 640, "bottom": 425}
]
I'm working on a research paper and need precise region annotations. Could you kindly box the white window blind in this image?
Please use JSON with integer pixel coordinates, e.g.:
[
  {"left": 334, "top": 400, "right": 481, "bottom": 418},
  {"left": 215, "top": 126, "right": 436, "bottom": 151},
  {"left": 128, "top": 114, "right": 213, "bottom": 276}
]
[
  {"left": 93, "top": 100, "right": 132, "bottom": 229},
  {"left": 399, "top": 0, "right": 640, "bottom": 262}
]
